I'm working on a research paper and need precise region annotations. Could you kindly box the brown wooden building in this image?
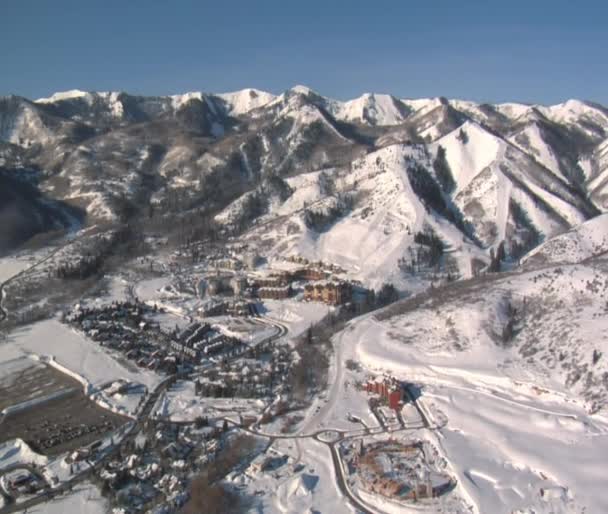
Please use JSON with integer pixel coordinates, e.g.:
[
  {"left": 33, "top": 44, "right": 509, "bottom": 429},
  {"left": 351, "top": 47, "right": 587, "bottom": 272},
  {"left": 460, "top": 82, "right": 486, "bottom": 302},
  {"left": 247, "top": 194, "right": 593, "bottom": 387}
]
[{"left": 304, "top": 281, "right": 352, "bottom": 305}]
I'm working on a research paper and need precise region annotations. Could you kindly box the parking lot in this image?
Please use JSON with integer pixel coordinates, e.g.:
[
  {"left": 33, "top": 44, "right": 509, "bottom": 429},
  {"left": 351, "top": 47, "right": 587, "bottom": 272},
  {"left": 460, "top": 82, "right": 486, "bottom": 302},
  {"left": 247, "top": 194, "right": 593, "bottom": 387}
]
[{"left": 0, "top": 387, "right": 130, "bottom": 457}]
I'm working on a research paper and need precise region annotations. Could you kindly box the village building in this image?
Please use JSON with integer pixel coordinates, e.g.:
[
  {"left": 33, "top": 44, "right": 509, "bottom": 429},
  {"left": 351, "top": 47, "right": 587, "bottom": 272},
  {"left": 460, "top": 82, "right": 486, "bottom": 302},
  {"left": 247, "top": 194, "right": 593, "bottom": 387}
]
[
  {"left": 291, "top": 267, "right": 328, "bottom": 281},
  {"left": 211, "top": 257, "right": 242, "bottom": 270},
  {"left": 258, "top": 285, "right": 292, "bottom": 300},
  {"left": 230, "top": 276, "right": 248, "bottom": 296},
  {"left": 304, "top": 281, "right": 352, "bottom": 305},
  {"left": 364, "top": 377, "right": 404, "bottom": 410},
  {"left": 252, "top": 275, "right": 288, "bottom": 289}
]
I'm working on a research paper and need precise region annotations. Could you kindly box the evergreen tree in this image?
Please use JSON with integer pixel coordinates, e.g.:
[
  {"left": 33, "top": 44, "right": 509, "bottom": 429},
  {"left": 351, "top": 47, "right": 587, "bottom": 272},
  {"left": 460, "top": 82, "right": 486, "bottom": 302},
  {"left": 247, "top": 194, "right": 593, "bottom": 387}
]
[{"left": 433, "top": 145, "right": 456, "bottom": 193}]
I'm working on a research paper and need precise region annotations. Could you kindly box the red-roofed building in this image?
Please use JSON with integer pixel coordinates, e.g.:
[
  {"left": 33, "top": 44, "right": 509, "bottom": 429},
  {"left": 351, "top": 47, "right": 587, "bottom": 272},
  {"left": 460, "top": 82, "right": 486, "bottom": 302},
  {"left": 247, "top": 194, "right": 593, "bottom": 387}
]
[{"left": 364, "top": 377, "right": 403, "bottom": 410}]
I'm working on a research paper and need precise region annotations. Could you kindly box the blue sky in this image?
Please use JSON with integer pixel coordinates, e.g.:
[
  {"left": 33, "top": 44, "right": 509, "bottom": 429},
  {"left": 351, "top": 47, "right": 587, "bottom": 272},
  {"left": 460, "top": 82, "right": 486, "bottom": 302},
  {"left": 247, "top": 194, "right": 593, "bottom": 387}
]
[{"left": 1, "top": 0, "right": 607, "bottom": 105}]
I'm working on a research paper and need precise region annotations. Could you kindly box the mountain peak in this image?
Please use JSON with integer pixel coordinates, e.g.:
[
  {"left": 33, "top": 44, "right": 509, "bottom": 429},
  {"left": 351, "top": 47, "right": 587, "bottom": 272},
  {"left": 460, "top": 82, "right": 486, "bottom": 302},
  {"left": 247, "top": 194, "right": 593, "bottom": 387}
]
[
  {"left": 170, "top": 91, "right": 204, "bottom": 110},
  {"left": 216, "top": 88, "right": 276, "bottom": 115},
  {"left": 35, "top": 89, "right": 92, "bottom": 104},
  {"left": 290, "top": 85, "right": 317, "bottom": 96}
]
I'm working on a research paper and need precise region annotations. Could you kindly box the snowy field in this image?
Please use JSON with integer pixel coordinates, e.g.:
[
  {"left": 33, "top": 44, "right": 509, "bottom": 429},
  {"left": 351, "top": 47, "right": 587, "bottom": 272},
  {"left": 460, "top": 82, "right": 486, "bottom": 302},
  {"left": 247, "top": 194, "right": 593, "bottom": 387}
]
[
  {"left": 259, "top": 298, "right": 329, "bottom": 338},
  {"left": 523, "top": 212, "right": 608, "bottom": 266},
  {"left": 332, "top": 270, "right": 608, "bottom": 514},
  {"left": 0, "top": 318, "right": 162, "bottom": 390},
  {"left": 239, "top": 437, "right": 355, "bottom": 514},
  {"left": 0, "top": 253, "right": 39, "bottom": 283},
  {"left": 153, "top": 380, "right": 265, "bottom": 423}
]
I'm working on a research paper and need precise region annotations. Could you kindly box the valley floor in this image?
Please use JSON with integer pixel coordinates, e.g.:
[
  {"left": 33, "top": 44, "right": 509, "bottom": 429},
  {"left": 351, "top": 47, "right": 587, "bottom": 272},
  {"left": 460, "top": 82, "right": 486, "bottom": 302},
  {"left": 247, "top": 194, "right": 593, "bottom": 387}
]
[{"left": 1, "top": 241, "right": 607, "bottom": 514}]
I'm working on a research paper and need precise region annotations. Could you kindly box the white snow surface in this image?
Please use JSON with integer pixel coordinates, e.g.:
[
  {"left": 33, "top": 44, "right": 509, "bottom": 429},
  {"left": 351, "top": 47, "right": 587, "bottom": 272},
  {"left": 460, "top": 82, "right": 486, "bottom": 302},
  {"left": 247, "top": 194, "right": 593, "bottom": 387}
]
[
  {"left": 430, "top": 120, "right": 501, "bottom": 194},
  {"left": 0, "top": 439, "right": 48, "bottom": 471},
  {"left": 0, "top": 319, "right": 162, "bottom": 389},
  {"left": 242, "top": 437, "right": 354, "bottom": 514},
  {"left": 325, "top": 262, "right": 608, "bottom": 514},
  {"left": 523, "top": 213, "right": 608, "bottom": 265},
  {"left": 35, "top": 89, "right": 91, "bottom": 104},
  {"left": 332, "top": 93, "right": 406, "bottom": 126},
  {"left": 254, "top": 144, "right": 487, "bottom": 289},
  {"left": 217, "top": 88, "right": 276, "bottom": 115}
]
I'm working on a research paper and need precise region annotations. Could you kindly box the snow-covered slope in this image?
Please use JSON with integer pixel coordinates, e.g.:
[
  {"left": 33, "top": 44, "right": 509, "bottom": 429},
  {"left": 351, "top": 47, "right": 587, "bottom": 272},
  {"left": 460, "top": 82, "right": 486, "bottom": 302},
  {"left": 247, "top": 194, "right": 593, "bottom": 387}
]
[
  {"left": 402, "top": 97, "right": 444, "bottom": 118},
  {"left": 509, "top": 122, "right": 565, "bottom": 179},
  {"left": 336, "top": 256, "right": 608, "bottom": 513},
  {"left": 585, "top": 138, "right": 608, "bottom": 210},
  {"left": 538, "top": 99, "right": 608, "bottom": 139},
  {"left": 429, "top": 121, "right": 591, "bottom": 246},
  {"left": 242, "top": 144, "right": 488, "bottom": 289},
  {"left": 331, "top": 93, "right": 409, "bottom": 126},
  {"left": 523, "top": 213, "right": 608, "bottom": 265},
  {"left": 0, "top": 96, "right": 58, "bottom": 146},
  {"left": 219, "top": 116, "right": 600, "bottom": 290},
  {"left": 216, "top": 88, "right": 276, "bottom": 115},
  {"left": 1, "top": 85, "right": 606, "bottom": 262}
]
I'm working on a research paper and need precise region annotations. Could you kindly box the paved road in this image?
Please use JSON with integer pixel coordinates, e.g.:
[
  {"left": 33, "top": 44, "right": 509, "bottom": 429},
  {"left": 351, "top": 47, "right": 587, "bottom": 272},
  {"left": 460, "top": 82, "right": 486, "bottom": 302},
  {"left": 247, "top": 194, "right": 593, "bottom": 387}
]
[
  {"left": 298, "top": 328, "right": 346, "bottom": 436},
  {"left": 328, "top": 443, "right": 378, "bottom": 514}
]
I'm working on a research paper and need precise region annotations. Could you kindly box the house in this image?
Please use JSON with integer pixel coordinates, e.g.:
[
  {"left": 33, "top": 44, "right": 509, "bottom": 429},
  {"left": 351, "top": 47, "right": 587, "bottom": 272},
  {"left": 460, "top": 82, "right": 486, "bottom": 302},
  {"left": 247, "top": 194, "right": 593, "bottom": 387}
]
[{"left": 161, "top": 441, "right": 192, "bottom": 460}]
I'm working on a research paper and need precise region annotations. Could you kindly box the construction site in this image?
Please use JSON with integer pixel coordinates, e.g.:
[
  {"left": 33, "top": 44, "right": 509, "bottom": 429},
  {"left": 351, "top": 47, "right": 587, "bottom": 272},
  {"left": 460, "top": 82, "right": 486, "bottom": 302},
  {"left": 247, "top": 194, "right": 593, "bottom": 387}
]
[{"left": 342, "top": 439, "right": 455, "bottom": 504}]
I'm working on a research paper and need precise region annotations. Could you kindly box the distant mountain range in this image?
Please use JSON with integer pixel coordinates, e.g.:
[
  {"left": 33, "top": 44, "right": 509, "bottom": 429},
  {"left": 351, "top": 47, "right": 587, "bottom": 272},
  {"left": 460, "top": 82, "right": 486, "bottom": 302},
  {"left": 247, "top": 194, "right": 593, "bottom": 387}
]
[{"left": 1, "top": 86, "right": 607, "bottom": 281}]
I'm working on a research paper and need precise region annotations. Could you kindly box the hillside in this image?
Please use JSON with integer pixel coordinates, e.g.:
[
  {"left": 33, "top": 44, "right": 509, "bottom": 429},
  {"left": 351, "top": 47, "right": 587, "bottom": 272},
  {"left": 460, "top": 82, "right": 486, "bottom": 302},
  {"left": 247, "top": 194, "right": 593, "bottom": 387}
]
[
  {"left": 0, "top": 86, "right": 606, "bottom": 283},
  {"left": 331, "top": 247, "right": 608, "bottom": 512},
  {"left": 523, "top": 213, "right": 608, "bottom": 266}
]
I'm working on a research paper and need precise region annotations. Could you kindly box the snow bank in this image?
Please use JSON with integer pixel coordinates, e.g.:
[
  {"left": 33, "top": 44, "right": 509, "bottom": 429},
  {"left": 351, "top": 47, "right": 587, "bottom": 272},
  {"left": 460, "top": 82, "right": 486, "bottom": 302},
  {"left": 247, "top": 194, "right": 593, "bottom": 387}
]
[{"left": 0, "top": 439, "right": 48, "bottom": 471}]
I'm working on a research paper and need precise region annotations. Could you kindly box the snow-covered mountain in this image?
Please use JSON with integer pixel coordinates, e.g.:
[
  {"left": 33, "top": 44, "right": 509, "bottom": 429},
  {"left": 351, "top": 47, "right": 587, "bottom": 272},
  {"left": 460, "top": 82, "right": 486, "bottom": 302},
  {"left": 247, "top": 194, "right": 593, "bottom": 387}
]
[
  {"left": 522, "top": 212, "right": 608, "bottom": 266},
  {"left": 1, "top": 86, "right": 607, "bottom": 278}
]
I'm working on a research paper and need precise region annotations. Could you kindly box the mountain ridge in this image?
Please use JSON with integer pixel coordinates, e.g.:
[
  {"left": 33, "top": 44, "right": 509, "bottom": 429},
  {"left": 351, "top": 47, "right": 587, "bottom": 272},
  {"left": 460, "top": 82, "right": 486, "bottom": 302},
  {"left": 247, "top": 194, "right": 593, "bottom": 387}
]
[{"left": 1, "top": 85, "right": 607, "bottom": 283}]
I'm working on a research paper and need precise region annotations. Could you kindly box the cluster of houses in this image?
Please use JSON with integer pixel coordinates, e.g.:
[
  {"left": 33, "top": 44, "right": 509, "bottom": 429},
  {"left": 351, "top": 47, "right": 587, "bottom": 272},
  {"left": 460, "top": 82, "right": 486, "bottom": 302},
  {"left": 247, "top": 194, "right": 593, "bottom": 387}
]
[
  {"left": 66, "top": 301, "right": 181, "bottom": 372},
  {"left": 194, "top": 263, "right": 355, "bottom": 307},
  {"left": 66, "top": 302, "right": 246, "bottom": 372},
  {"left": 169, "top": 322, "right": 244, "bottom": 362},
  {"left": 195, "top": 344, "right": 293, "bottom": 400},
  {"left": 197, "top": 298, "right": 256, "bottom": 317},
  {"left": 258, "top": 284, "right": 292, "bottom": 300},
  {"left": 251, "top": 266, "right": 354, "bottom": 305},
  {"left": 196, "top": 274, "right": 248, "bottom": 298},
  {"left": 285, "top": 255, "right": 346, "bottom": 275},
  {"left": 96, "top": 420, "right": 224, "bottom": 512}
]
